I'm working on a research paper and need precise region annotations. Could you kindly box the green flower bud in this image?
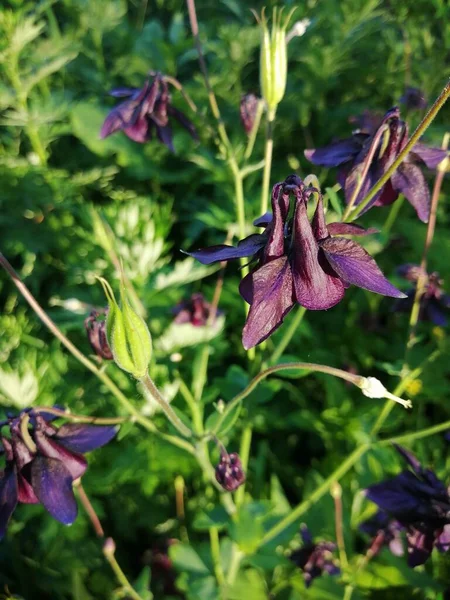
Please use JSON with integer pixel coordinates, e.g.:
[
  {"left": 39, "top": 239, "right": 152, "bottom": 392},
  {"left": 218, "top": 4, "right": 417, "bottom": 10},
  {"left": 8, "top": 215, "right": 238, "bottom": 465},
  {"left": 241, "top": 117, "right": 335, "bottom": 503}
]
[
  {"left": 98, "top": 277, "right": 152, "bottom": 378},
  {"left": 254, "top": 7, "right": 295, "bottom": 117}
]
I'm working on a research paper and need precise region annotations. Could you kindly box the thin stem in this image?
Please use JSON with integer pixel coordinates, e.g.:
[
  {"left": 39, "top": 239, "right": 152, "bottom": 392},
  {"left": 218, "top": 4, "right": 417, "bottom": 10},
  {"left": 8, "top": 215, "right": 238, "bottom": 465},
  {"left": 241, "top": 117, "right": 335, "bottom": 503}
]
[
  {"left": 346, "top": 78, "right": 450, "bottom": 221},
  {"left": 406, "top": 133, "right": 449, "bottom": 352},
  {"left": 103, "top": 539, "right": 144, "bottom": 600},
  {"left": 378, "top": 417, "right": 450, "bottom": 447},
  {"left": 260, "top": 113, "right": 275, "bottom": 215},
  {"left": 140, "top": 373, "right": 193, "bottom": 438},
  {"left": 381, "top": 196, "right": 404, "bottom": 237},
  {"left": 244, "top": 100, "right": 264, "bottom": 161},
  {"left": 33, "top": 406, "right": 129, "bottom": 425},
  {"left": 226, "top": 546, "right": 244, "bottom": 586},
  {"left": 268, "top": 306, "right": 307, "bottom": 365},
  {"left": 209, "top": 527, "right": 226, "bottom": 588},
  {"left": 341, "top": 124, "right": 389, "bottom": 221},
  {"left": 231, "top": 163, "right": 247, "bottom": 246},
  {"left": 234, "top": 426, "right": 252, "bottom": 509},
  {"left": 75, "top": 482, "right": 104, "bottom": 538},
  {"left": 211, "top": 362, "right": 365, "bottom": 436},
  {"left": 331, "top": 482, "right": 348, "bottom": 569},
  {"left": 0, "top": 254, "right": 195, "bottom": 456},
  {"left": 178, "top": 376, "right": 204, "bottom": 435}
]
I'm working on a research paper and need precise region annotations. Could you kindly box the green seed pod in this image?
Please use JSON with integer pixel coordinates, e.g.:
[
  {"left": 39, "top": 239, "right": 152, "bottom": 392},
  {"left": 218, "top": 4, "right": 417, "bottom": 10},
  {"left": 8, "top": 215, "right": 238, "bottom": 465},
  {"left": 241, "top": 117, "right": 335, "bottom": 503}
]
[
  {"left": 98, "top": 277, "right": 152, "bottom": 378},
  {"left": 255, "top": 7, "right": 295, "bottom": 117}
]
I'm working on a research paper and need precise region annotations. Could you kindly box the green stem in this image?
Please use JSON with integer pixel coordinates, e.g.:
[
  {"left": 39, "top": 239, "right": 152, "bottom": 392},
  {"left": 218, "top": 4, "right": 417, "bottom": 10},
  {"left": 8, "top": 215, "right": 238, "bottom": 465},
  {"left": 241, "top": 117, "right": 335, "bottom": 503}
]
[
  {"left": 192, "top": 345, "right": 210, "bottom": 403},
  {"left": 33, "top": 406, "right": 128, "bottom": 425},
  {"left": 178, "top": 376, "right": 204, "bottom": 435},
  {"left": 346, "top": 77, "right": 450, "bottom": 222},
  {"left": 268, "top": 306, "right": 307, "bottom": 365},
  {"left": 209, "top": 527, "right": 226, "bottom": 588},
  {"left": 212, "top": 362, "right": 365, "bottom": 436},
  {"left": 234, "top": 426, "right": 252, "bottom": 509},
  {"left": 231, "top": 163, "right": 247, "bottom": 246},
  {"left": 226, "top": 546, "right": 244, "bottom": 586},
  {"left": 140, "top": 373, "right": 193, "bottom": 438},
  {"left": 103, "top": 540, "right": 144, "bottom": 600},
  {"left": 381, "top": 196, "right": 404, "bottom": 237},
  {"left": 260, "top": 112, "right": 275, "bottom": 215},
  {"left": 244, "top": 100, "right": 264, "bottom": 161},
  {"left": 0, "top": 253, "right": 195, "bottom": 456}
]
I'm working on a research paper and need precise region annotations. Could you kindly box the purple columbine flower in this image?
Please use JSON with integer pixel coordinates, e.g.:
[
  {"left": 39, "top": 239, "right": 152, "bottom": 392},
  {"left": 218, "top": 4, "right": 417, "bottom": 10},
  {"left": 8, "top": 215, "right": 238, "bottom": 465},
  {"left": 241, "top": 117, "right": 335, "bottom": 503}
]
[
  {"left": 215, "top": 450, "right": 245, "bottom": 492},
  {"left": 0, "top": 409, "right": 117, "bottom": 538},
  {"left": 85, "top": 308, "right": 113, "bottom": 360},
  {"left": 100, "top": 73, "right": 197, "bottom": 152},
  {"left": 394, "top": 264, "right": 450, "bottom": 326},
  {"left": 240, "top": 93, "right": 260, "bottom": 135},
  {"left": 365, "top": 444, "right": 450, "bottom": 567},
  {"left": 187, "top": 175, "right": 405, "bottom": 349},
  {"left": 305, "top": 107, "right": 447, "bottom": 222},
  {"left": 289, "top": 525, "right": 340, "bottom": 587},
  {"left": 173, "top": 293, "right": 215, "bottom": 327},
  {"left": 400, "top": 87, "right": 427, "bottom": 111}
]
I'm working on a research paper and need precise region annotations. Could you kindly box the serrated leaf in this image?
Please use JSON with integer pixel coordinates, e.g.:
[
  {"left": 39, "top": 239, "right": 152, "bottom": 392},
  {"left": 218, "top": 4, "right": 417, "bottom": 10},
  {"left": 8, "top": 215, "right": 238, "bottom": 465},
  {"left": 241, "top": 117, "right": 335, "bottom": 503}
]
[
  {"left": 22, "top": 52, "right": 78, "bottom": 96},
  {"left": 154, "top": 258, "right": 219, "bottom": 290}
]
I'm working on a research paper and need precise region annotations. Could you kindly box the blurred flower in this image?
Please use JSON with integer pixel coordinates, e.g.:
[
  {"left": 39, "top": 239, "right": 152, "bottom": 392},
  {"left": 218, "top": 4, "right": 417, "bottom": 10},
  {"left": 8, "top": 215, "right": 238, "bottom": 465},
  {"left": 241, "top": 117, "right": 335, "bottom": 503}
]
[
  {"left": 365, "top": 444, "right": 450, "bottom": 567},
  {"left": 360, "top": 510, "right": 405, "bottom": 558},
  {"left": 173, "top": 293, "right": 216, "bottom": 327},
  {"left": 84, "top": 308, "right": 113, "bottom": 360},
  {"left": 215, "top": 450, "right": 245, "bottom": 492},
  {"left": 187, "top": 175, "right": 404, "bottom": 349},
  {"left": 100, "top": 73, "right": 197, "bottom": 152},
  {"left": 400, "top": 86, "right": 427, "bottom": 111},
  {"left": 289, "top": 525, "right": 340, "bottom": 587},
  {"left": 305, "top": 107, "right": 447, "bottom": 222},
  {"left": 348, "top": 109, "right": 383, "bottom": 134},
  {"left": 395, "top": 264, "right": 450, "bottom": 326},
  {"left": 0, "top": 409, "right": 117, "bottom": 538},
  {"left": 240, "top": 93, "right": 260, "bottom": 135}
]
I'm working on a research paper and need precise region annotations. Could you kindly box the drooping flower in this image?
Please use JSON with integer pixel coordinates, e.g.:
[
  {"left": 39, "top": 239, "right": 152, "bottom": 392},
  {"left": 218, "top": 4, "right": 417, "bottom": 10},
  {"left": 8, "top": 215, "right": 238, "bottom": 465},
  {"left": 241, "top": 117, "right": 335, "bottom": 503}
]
[
  {"left": 289, "top": 525, "right": 340, "bottom": 587},
  {"left": 240, "top": 93, "right": 260, "bottom": 135},
  {"left": 215, "top": 450, "right": 245, "bottom": 492},
  {"left": 365, "top": 444, "right": 450, "bottom": 567},
  {"left": 305, "top": 107, "right": 447, "bottom": 222},
  {"left": 187, "top": 175, "right": 405, "bottom": 349},
  {"left": 100, "top": 73, "right": 197, "bottom": 152},
  {"left": 394, "top": 264, "right": 450, "bottom": 326},
  {"left": 84, "top": 308, "right": 113, "bottom": 360},
  {"left": 400, "top": 87, "right": 427, "bottom": 111},
  {"left": 173, "top": 293, "right": 215, "bottom": 327},
  {"left": 0, "top": 409, "right": 117, "bottom": 538}
]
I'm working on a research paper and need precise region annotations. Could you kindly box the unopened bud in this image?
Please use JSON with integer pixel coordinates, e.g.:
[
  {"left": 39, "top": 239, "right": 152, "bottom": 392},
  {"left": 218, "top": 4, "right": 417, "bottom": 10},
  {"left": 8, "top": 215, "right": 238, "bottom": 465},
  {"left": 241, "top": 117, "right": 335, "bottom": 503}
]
[
  {"left": 84, "top": 308, "right": 113, "bottom": 360},
  {"left": 360, "top": 377, "right": 412, "bottom": 409},
  {"left": 103, "top": 537, "right": 116, "bottom": 556},
  {"left": 215, "top": 451, "right": 246, "bottom": 492},
  {"left": 254, "top": 7, "right": 295, "bottom": 117},
  {"left": 98, "top": 277, "right": 152, "bottom": 378},
  {"left": 240, "top": 93, "right": 260, "bottom": 135}
]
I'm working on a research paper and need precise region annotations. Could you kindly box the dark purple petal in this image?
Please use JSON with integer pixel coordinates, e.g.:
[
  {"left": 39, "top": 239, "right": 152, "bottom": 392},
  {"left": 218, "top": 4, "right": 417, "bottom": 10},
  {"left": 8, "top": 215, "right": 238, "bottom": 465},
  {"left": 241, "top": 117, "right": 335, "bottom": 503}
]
[
  {"left": 292, "top": 200, "right": 345, "bottom": 310},
  {"left": 365, "top": 472, "right": 426, "bottom": 516},
  {"left": 34, "top": 430, "right": 87, "bottom": 480},
  {"left": 327, "top": 222, "right": 379, "bottom": 236},
  {"left": 109, "top": 87, "right": 138, "bottom": 98},
  {"left": 123, "top": 117, "right": 150, "bottom": 143},
  {"left": 0, "top": 466, "right": 18, "bottom": 539},
  {"left": 391, "top": 163, "right": 430, "bottom": 223},
  {"left": 186, "top": 234, "right": 266, "bottom": 265},
  {"left": 264, "top": 183, "right": 290, "bottom": 260},
  {"left": 393, "top": 444, "right": 422, "bottom": 473},
  {"left": 11, "top": 433, "right": 35, "bottom": 471},
  {"left": 436, "top": 525, "right": 450, "bottom": 553},
  {"left": 55, "top": 424, "right": 118, "bottom": 453},
  {"left": 30, "top": 456, "right": 77, "bottom": 525},
  {"left": 427, "top": 300, "right": 448, "bottom": 326},
  {"left": 311, "top": 197, "right": 329, "bottom": 241},
  {"left": 406, "top": 529, "right": 435, "bottom": 567},
  {"left": 320, "top": 237, "right": 406, "bottom": 298},
  {"left": 410, "top": 143, "right": 448, "bottom": 169},
  {"left": 155, "top": 124, "right": 174, "bottom": 152},
  {"left": 253, "top": 212, "right": 273, "bottom": 228},
  {"left": 167, "top": 106, "right": 198, "bottom": 141},
  {"left": 100, "top": 83, "right": 153, "bottom": 139},
  {"left": 242, "top": 257, "right": 295, "bottom": 349},
  {"left": 17, "top": 472, "right": 39, "bottom": 504},
  {"left": 304, "top": 138, "right": 362, "bottom": 167},
  {"left": 239, "top": 269, "right": 256, "bottom": 304}
]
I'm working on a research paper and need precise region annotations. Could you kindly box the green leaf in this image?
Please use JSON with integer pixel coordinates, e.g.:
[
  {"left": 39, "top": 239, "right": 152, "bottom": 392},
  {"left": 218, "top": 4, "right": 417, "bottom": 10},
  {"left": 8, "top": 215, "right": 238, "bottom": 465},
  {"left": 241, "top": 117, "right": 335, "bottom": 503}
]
[
  {"left": 206, "top": 399, "right": 242, "bottom": 436},
  {"left": 71, "top": 571, "right": 93, "bottom": 600},
  {"left": 325, "top": 187, "right": 343, "bottom": 219},
  {"left": 22, "top": 52, "right": 78, "bottom": 96},
  {"left": 117, "top": 420, "right": 135, "bottom": 441},
  {"left": 193, "top": 506, "right": 231, "bottom": 531},
  {"left": 132, "top": 566, "right": 153, "bottom": 600},
  {"left": 228, "top": 569, "right": 268, "bottom": 600},
  {"left": 169, "top": 543, "right": 210, "bottom": 575}
]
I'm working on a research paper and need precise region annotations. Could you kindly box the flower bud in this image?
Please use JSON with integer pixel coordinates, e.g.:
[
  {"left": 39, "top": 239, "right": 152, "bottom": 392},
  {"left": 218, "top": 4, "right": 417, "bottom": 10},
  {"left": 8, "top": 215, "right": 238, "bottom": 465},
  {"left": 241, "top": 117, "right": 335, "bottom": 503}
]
[
  {"left": 215, "top": 451, "right": 246, "bottom": 492},
  {"left": 254, "top": 7, "right": 295, "bottom": 117},
  {"left": 240, "top": 93, "right": 260, "bottom": 135},
  {"left": 84, "top": 308, "right": 113, "bottom": 360},
  {"left": 98, "top": 277, "right": 152, "bottom": 378}
]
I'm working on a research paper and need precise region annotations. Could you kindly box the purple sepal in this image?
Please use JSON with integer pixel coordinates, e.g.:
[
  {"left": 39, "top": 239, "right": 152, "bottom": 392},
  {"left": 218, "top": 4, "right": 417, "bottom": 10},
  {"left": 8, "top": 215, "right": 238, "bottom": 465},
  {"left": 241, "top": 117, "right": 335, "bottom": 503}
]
[
  {"left": 391, "top": 163, "right": 430, "bottom": 223},
  {"left": 304, "top": 138, "right": 362, "bottom": 167},
  {"left": 185, "top": 234, "right": 266, "bottom": 265},
  {"left": 406, "top": 529, "right": 435, "bottom": 567},
  {"left": 0, "top": 466, "right": 18, "bottom": 539},
  {"left": 327, "top": 222, "right": 379, "bottom": 236},
  {"left": 55, "top": 424, "right": 118, "bottom": 454},
  {"left": 34, "top": 430, "right": 87, "bottom": 480},
  {"left": 30, "top": 456, "right": 78, "bottom": 525},
  {"left": 410, "top": 143, "right": 448, "bottom": 169}
]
